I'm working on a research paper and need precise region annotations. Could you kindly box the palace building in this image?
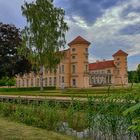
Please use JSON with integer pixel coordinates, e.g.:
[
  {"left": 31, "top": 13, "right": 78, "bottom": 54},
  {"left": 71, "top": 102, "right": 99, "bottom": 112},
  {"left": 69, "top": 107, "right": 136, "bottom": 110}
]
[
  {"left": 89, "top": 49, "right": 128, "bottom": 86},
  {"left": 16, "top": 36, "right": 128, "bottom": 88}
]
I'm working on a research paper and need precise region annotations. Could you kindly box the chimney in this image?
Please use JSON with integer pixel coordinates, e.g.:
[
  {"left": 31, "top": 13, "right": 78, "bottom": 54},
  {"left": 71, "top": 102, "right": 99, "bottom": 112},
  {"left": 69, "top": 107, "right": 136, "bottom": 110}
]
[
  {"left": 103, "top": 59, "right": 106, "bottom": 61},
  {"left": 96, "top": 60, "right": 99, "bottom": 63}
]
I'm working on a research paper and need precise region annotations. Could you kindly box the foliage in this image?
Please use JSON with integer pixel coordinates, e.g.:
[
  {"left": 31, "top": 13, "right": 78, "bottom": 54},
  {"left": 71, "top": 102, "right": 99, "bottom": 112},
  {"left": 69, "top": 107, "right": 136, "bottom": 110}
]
[
  {"left": 123, "top": 103, "right": 140, "bottom": 138},
  {"left": 0, "top": 77, "right": 15, "bottom": 86},
  {"left": 0, "top": 23, "right": 32, "bottom": 79},
  {"left": 21, "top": 0, "right": 68, "bottom": 91},
  {"left": 0, "top": 86, "right": 56, "bottom": 92},
  {"left": 128, "top": 64, "right": 140, "bottom": 83},
  {"left": 137, "top": 64, "right": 140, "bottom": 82},
  {"left": 128, "top": 71, "right": 139, "bottom": 83},
  {"left": 0, "top": 85, "right": 139, "bottom": 99},
  {"left": 0, "top": 88, "right": 140, "bottom": 139}
]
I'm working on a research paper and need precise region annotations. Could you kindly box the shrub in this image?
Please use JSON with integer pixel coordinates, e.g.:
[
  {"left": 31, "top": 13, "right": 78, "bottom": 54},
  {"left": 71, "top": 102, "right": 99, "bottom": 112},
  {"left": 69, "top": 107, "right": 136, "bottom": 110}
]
[
  {"left": 0, "top": 77, "right": 15, "bottom": 86},
  {"left": 0, "top": 86, "right": 56, "bottom": 92}
]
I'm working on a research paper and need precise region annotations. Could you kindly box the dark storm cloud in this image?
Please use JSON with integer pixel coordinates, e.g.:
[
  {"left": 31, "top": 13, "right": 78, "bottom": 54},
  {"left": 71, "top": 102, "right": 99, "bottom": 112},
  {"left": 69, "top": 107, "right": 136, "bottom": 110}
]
[
  {"left": 119, "top": 24, "right": 140, "bottom": 35},
  {"left": 54, "top": 0, "right": 120, "bottom": 25}
]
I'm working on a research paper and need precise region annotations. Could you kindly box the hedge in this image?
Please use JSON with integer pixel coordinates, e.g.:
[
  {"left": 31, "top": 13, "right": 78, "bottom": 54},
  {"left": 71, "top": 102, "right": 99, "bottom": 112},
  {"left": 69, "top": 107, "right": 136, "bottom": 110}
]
[{"left": 0, "top": 87, "right": 56, "bottom": 92}]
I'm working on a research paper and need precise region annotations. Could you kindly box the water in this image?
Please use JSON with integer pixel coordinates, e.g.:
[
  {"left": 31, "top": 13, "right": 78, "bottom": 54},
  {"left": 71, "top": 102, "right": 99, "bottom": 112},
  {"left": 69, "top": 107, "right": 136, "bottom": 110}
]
[{"left": 58, "top": 118, "right": 137, "bottom": 140}]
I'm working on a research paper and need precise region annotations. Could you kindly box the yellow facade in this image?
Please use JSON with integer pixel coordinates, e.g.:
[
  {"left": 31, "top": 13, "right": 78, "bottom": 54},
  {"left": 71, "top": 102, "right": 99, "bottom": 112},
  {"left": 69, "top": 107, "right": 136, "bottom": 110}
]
[
  {"left": 16, "top": 36, "right": 128, "bottom": 88},
  {"left": 16, "top": 36, "right": 90, "bottom": 88}
]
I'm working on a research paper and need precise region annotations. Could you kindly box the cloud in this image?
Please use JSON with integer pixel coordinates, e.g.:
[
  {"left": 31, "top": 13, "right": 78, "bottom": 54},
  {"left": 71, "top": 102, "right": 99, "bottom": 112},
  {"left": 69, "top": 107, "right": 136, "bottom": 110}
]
[
  {"left": 63, "top": 0, "right": 140, "bottom": 70},
  {"left": 54, "top": 0, "right": 120, "bottom": 25},
  {"left": 128, "top": 54, "right": 140, "bottom": 70},
  {"left": 119, "top": 23, "right": 140, "bottom": 35},
  {"left": 0, "top": 0, "right": 139, "bottom": 70}
]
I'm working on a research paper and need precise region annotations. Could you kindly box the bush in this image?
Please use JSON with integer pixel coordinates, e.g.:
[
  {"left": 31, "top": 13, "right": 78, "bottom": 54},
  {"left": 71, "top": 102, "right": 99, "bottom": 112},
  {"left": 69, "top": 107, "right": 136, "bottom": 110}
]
[
  {"left": 0, "top": 86, "right": 56, "bottom": 92},
  {"left": 0, "top": 77, "right": 15, "bottom": 86}
]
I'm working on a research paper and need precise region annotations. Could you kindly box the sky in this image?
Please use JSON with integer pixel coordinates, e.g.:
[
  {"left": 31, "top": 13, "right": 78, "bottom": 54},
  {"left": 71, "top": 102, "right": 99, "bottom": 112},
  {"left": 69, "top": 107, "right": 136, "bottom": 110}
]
[{"left": 0, "top": 0, "right": 140, "bottom": 70}]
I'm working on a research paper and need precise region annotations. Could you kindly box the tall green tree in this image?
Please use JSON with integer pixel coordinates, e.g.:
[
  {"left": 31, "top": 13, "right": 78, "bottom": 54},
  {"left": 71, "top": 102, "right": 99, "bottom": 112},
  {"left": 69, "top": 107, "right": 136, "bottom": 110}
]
[
  {"left": 21, "top": 0, "right": 68, "bottom": 91},
  {"left": 128, "top": 71, "right": 138, "bottom": 83},
  {"left": 0, "top": 22, "right": 32, "bottom": 80}
]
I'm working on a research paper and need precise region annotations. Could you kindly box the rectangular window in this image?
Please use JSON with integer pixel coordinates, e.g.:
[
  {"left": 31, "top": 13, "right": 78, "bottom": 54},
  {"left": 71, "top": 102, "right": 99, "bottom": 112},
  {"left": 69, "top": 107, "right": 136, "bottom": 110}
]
[
  {"left": 106, "top": 76, "right": 108, "bottom": 84},
  {"left": 62, "top": 65, "right": 64, "bottom": 73},
  {"left": 31, "top": 79, "right": 33, "bottom": 86},
  {"left": 107, "top": 70, "right": 111, "bottom": 73},
  {"left": 22, "top": 79, "right": 24, "bottom": 87},
  {"left": 116, "top": 62, "right": 120, "bottom": 66},
  {"left": 85, "top": 65, "right": 88, "bottom": 72},
  {"left": 72, "top": 48, "right": 76, "bottom": 52},
  {"left": 27, "top": 79, "right": 29, "bottom": 87},
  {"left": 62, "top": 76, "right": 64, "bottom": 83},
  {"left": 49, "top": 77, "right": 52, "bottom": 86},
  {"left": 59, "top": 76, "right": 61, "bottom": 83},
  {"left": 72, "top": 65, "right": 76, "bottom": 73},
  {"left": 85, "top": 48, "right": 88, "bottom": 52},
  {"left": 72, "top": 79, "right": 76, "bottom": 86},
  {"left": 59, "top": 65, "right": 61, "bottom": 74},
  {"left": 37, "top": 78, "right": 39, "bottom": 87},
  {"left": 45, "top": 78, "right": 47, "bottom": 87},
  {"left": 18, "top": 80, "right": 20, "bottom": 87},
  {"left": 72, "top": 55, "right": 76, "bottom": 59},
  {"left": 54, "top": 77, "right": 56, "bottom": 85},
  {"left": 109, "top": 76, "right": 111, "bottom": 83}
]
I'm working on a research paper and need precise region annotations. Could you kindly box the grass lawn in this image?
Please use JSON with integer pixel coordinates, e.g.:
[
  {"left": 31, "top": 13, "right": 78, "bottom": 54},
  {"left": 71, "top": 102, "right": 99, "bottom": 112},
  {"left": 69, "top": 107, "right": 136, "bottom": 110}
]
[
  {"left": 0, "top": 117, "right": 80, "bottom": 140},
  {"left": 0, "top": 83, "right": 139, "bottom": 98}
]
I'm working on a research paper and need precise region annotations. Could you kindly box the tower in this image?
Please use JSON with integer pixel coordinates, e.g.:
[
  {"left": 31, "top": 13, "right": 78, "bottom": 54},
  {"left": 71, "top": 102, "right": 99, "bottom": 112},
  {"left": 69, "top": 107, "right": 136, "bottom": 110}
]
[
  {"left": 68, "top": 36, "right": 90, "bottom": 88},
  {"left": 112, "top": 50, "right": 128, "bottom": 85}
]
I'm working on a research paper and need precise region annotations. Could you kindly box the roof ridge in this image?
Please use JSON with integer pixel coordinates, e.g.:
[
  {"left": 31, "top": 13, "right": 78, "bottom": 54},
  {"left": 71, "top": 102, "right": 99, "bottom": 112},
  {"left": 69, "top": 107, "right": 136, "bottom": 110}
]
[
  {"left": 68, "top": 36, "right": 90, "bottom": 46},
  {"left": 89, "top": 60, "right": 114, "bottom": 64},
  {"left": 112, "top": 50, "right": 128, "bottom": 57}
]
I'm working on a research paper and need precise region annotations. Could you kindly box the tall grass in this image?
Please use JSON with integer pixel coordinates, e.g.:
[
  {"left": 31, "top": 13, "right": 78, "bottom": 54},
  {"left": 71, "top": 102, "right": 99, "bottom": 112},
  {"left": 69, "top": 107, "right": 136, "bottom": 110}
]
[{"left": 0, "top": 89, "right": 139, "bottom": 139}]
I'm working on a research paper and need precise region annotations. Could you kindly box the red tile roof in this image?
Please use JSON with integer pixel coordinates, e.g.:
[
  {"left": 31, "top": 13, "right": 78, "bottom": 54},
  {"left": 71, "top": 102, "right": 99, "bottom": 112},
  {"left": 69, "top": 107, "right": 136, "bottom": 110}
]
[
  {"left": 68, "top": 36, "right": 90, "bottom": 46},
  {"left": 89, "top": 60, "right": 115, "bottom": 70},
  {"left": 112, "top": 50, "right": 128, "bottom": 57}
]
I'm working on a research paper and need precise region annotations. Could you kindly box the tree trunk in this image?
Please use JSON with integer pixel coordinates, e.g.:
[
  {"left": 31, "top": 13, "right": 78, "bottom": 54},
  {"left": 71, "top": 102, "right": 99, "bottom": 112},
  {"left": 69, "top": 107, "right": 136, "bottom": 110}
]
[{"left": 40, "top": 66, "right": 44, "bottom": 92}]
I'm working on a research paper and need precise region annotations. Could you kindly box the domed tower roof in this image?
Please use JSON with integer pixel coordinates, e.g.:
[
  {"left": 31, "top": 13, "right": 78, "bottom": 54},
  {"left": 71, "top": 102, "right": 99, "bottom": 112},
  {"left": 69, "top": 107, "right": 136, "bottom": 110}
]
[
  {"left": 68, "top": 36, "right": 90, "bottom": 46},
  {"left": 112, "top": 50, "right": 128, "bottom": 57}
]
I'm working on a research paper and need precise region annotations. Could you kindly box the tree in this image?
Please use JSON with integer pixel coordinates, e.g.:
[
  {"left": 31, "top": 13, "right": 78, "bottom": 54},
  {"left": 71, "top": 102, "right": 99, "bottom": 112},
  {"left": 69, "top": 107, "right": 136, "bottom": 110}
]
[
  {"left": 21, "top": 0, "right": 68, "bottom": 91},
  {"left": 137, "top": 64, "right": 140, "bottom": 82},
  {"left": 128, "top": 71, "right": 138, "bottom": 83},
  {"left": 0, "top": 23, "right": 32, "bottom": 81}
]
